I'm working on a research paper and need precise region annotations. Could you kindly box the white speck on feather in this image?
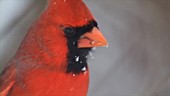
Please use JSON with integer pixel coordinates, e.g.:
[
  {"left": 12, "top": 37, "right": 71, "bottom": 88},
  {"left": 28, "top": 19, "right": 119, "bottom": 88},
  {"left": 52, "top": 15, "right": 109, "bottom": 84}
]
[
  {"left": 82, "top": 67, "right": 86, "bottom": 71},
  {"left": 53, "top": 2, "right": 56, "bottom": 5},
  {"left": 72, "top": 74, "right": 76, "bottom": 76},
  {"left": 83, "top": 71, "right": 87, "bottom": 75},
  {"left": 64, "top": 0, "right": 66, "bottom": 2},
  {"left": 85, "top": 18, "right": 88, "bottom": 21},
  {"left": 75, "top": 56, "right": 79, "bottom": 62},
  {"left": 73, "top": 42, "right": 75, "bottom": 45},
  {"left": 69, "top": 88, "right": 74, "bottom": 92}
]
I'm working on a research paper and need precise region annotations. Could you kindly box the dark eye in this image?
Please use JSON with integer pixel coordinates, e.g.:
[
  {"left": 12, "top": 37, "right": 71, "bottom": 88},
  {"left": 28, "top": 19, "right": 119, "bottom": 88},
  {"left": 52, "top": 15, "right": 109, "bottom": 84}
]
[{"left": 64, "top": 28, "right": 76, "bottom": 37}]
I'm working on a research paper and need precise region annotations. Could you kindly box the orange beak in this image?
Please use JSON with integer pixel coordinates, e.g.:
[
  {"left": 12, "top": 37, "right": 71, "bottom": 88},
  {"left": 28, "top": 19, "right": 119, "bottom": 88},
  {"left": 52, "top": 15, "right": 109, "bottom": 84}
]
[{"left": 78, "top": 27, "right": 108, "bottom": 48}]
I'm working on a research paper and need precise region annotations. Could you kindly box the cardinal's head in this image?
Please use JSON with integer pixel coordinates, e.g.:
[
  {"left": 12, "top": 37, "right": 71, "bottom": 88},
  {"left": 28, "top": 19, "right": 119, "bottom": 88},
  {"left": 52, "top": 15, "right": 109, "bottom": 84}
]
[{"left": 19, "top": 0, "right": 107, "bottom": 74}]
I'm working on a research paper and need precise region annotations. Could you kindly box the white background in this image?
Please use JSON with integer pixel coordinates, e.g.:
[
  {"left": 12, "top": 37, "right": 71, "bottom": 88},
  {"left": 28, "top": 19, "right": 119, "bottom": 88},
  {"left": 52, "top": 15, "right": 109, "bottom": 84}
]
[{"left": 0, "top": 0, "right": 170, "bottom": 96}]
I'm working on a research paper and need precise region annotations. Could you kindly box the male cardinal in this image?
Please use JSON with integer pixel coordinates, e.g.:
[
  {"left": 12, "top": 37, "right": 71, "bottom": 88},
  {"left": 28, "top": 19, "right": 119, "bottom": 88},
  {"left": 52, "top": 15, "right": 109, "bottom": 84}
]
[{"left": 0, "top": 0, "right": 107, "bottom": 96}]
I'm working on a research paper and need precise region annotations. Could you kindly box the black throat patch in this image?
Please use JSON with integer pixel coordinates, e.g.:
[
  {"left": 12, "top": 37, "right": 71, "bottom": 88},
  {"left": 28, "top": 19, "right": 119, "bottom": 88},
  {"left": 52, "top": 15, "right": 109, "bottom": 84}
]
[{"left": 63, "top": 20, "right": 98, "bottom": 74}]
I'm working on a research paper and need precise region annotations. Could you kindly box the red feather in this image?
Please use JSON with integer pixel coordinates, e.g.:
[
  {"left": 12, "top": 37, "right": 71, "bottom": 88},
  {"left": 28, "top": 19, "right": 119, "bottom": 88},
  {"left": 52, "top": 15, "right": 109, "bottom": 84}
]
[{"left": 0, "top": 0, "right": 107, "bottom": 96}]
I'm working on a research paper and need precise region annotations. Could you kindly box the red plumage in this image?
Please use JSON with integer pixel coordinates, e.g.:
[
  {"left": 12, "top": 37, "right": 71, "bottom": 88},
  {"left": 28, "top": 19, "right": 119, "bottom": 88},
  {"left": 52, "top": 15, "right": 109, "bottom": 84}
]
[{"left": 0, "top": 0, "right": 107, "bottom": 96}]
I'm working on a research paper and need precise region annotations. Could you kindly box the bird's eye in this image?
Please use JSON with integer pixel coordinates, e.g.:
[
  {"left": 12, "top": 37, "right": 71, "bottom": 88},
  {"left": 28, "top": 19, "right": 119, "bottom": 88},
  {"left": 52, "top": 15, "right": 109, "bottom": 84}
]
[{"left": 64, "top": 28, "right": 76, "bottom": 37}]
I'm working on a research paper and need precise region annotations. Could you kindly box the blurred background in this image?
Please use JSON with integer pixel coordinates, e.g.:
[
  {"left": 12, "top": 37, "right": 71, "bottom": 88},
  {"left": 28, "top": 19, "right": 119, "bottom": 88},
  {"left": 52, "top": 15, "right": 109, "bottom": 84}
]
[{"left": 0, "top": 0, "right": 170, "bottom": 96}]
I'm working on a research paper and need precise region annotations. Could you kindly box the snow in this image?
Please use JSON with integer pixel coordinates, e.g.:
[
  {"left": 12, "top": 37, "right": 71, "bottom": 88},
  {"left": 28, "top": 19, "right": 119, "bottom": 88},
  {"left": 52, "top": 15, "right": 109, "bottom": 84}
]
[
  {"left": 105, "top": 45, "right": 109, "bottom": 48},
  {"left": 75, "top": 56, "right": 79, "bottom": 62},
  {"left": 92, "top": 47, "right": 96, "bottom": 50},
  {"left": 73, "top": 42, "right": 75, "bottom": 45},
  {"left": 81, "top": 67, "right": 86, "bottom": 71},
  {"left": 53, "top": 2, "right": 56, "bottom": 5},
  {"left": 72, "top": 74, "right": 76, "bottom": 77},
  {"left": 89, "top": 52, "right": 94, "bottom": 59},
  {"left": 80, "top": 61, "right": 82, "bottom": 63}
]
